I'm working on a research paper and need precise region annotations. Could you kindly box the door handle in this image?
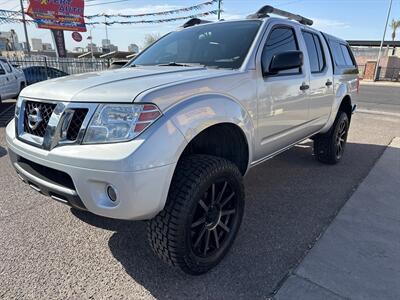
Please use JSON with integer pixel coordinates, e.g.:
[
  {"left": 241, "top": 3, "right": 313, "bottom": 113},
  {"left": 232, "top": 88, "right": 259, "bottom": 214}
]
[
  {"left": 325, "top": 80, "right": 333, "bottom": 87},
  {"left": 300, "top": 83, "right": 309, "bottom": 91}
]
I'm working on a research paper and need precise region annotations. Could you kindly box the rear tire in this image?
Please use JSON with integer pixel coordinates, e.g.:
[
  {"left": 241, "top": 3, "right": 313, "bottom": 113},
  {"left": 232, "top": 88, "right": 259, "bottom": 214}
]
[
  {"left": 148, "top": 154, "right": 245, "bottom": 275},
  {"left": 314, "top": 111, "right": 350, "bottom": 164}
]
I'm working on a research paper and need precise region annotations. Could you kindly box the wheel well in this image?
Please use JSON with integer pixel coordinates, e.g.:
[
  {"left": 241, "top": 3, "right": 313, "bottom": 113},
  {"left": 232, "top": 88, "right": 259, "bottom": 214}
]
[
  {"left": 180, "top": 123, "right": 249, "bottom": 175},
  {"left": 339, "top": 95, "right": 352, "bottom": 120}
]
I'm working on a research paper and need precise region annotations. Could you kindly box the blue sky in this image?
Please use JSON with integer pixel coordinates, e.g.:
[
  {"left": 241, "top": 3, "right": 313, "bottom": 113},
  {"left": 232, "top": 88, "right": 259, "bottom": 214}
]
[{"left": 1, "top": 0, "right": 400, "bottom": 51}]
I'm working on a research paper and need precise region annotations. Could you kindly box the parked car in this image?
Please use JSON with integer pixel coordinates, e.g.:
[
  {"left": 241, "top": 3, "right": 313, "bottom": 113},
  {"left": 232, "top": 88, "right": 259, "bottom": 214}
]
[
  {"left": 0, "top": 58, "right": 26, "bottom": 103},
  {"left": 6, "top": 5, "right": 358, "bottom": 275},
  {"left": 108, "top": 60, "right": 129, "bottom": 69},
  {"left": 22, "top": 66, "right": 68, "bottom": 86}
]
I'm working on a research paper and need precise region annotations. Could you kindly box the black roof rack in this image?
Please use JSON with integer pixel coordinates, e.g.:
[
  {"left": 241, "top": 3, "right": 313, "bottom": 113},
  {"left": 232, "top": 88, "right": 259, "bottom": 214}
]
[
  {"left": 247, "top": 5, "right": 313, "bottom": 26},
  {"left": 182, "top": 18, "right": 212, "bottom": 28}
]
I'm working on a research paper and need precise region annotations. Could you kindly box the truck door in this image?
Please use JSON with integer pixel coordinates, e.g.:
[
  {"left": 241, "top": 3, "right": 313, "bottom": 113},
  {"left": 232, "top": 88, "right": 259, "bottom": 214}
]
[
  {"left": 0, "top": 61, "right": 10, "bottom": 99},
  {"left": 255, "top": 24, "right": 310, "bottom": 160},
  {"left": 301, "top": 30, "right": 334, "bottom": 131},
  {"left": 2, "top": 60, "right": 19, "bottom": 97}
]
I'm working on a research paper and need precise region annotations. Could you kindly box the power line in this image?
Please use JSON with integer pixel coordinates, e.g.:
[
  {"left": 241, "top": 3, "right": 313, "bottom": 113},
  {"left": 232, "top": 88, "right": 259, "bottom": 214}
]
[{"left": 86, "top": 0, "right": 138, "bottom": 7}]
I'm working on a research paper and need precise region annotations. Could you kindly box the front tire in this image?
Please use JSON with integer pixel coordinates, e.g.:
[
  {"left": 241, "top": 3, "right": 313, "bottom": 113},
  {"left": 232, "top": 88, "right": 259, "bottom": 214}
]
[
  {"left": 148, "top": 155, "right": 245, "bottom": 275},
  {"left": 314, "top": 111, "right": 350, "bottom": 164}
]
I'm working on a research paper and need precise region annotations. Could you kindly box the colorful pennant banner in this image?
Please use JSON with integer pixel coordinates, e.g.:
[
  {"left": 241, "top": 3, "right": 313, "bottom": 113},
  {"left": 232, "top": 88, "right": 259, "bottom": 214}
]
[
  {"left": 0, "top": 0, "right": 219, "bottom": 20},
  {"left": 86, "top": 0, "right": 218, "bottom": 19},
  {"left": 0, "top": 10, "right": 220, "bottom": 26}
]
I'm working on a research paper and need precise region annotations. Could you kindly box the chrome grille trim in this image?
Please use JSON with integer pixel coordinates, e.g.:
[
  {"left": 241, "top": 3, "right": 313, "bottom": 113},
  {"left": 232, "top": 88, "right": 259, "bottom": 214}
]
[{"left": 16, "top": 98, "right": 98, "bottom": 150}]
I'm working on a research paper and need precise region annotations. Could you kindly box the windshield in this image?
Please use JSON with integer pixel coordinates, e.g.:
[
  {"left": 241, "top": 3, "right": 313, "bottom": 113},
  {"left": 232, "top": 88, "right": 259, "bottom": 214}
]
[{"left": 131, "top": 20, "right": 261, "bottom": 69}]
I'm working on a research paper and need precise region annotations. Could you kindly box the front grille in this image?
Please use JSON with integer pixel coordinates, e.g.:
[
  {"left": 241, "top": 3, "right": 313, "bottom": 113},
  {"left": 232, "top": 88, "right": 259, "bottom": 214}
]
[
  {"left": 66, "top": 109, "right": 88, "bottom": 141},
  {"left": 24, "top": 101, "right": 57, "bottom": 137}
]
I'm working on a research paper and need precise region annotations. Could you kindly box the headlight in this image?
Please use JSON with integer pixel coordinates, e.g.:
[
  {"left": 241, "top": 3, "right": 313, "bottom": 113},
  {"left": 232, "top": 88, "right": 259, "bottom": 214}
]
[
  {"left": 83, "top": 103, "right": 161, "bottom": 144},
  {"left": 15, "top": 96, "right": 23, "bottom": 117}
]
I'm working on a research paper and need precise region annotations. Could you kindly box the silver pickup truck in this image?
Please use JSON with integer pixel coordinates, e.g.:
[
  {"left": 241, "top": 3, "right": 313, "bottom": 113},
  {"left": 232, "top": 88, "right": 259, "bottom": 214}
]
[{"left": 6, "top": 6, "right": 358, "bottom": 274}]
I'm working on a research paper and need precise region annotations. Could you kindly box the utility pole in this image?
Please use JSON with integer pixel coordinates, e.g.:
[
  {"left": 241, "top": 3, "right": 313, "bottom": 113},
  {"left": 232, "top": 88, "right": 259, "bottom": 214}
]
[
  {"left": 217, "top": 0, "right": 222, "bottom": 20},
  {"left": 90, "top": 27, "right": 94, "bottom": 59},
  {"left": 20, "top": 0, "right": 31, "bottom": 55},
  {"left": 104, "top": 16, "right": 109, "bottom": 43},
  {"left": 374, "top": 0, "right": 393, "bottom": 81}
]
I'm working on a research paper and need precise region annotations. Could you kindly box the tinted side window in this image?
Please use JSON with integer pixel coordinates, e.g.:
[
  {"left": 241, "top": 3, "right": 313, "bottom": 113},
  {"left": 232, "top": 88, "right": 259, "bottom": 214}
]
[
  {"left": 313, "top": 34, "right": 326, "bottom": 71},
  {"left": 2, "top": 61, "right": 12, "bottom": 73},
  {"left": 0, "top": 63, "right": 4, "bottom": 74},
  {"left": 330, "top": 41, "right": 346, "bottom": 66},
  {"left": 340, "top": 44, "right": 355, "bottom": 66},
  {"left": 302, "top": 32, "right": 319, "bottom": 73},
  {"left": 262, "top": 27, "right": 300, "bottom": 75}
]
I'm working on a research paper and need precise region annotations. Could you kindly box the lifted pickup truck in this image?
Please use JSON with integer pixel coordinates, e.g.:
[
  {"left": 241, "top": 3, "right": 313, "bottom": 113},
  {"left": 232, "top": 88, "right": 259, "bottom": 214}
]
[{"left": 6, "top": 6, "right": 358, "bottom": 274}]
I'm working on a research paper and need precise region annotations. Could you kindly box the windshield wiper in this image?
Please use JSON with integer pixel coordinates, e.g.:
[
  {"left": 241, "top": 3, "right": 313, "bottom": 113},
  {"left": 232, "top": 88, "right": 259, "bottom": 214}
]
[{"left": 157, "top": 62, "right": 204, "bottom": 67}]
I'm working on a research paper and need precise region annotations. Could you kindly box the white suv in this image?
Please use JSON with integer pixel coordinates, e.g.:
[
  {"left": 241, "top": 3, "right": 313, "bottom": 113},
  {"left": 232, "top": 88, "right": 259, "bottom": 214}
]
[
  {"left": 0, "top": 58, "right": 26, "bottom": 103},
  {"left": 6, "top": 6, "right": 358, "bottom": 274}
]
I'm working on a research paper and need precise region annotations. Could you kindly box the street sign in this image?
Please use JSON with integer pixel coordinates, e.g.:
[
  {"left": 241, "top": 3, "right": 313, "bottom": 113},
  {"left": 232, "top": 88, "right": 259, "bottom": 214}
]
[
  {"left": 27, "top": 0, "right": 86, "bottom": 32},
  {"left": 72, "top": 32, "right": 82, "bottom": 42}
]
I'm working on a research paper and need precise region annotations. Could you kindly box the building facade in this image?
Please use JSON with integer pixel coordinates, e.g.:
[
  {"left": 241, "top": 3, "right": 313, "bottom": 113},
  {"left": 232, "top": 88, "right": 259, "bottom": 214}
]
[{"left": 0, "top": 30, "right": 20, "bottom": 51}]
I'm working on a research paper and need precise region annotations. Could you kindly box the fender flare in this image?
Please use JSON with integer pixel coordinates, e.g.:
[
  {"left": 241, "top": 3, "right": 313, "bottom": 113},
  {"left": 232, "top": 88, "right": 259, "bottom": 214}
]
[
  {"left": 163, "top": 93, "right": 255, "bottom": 170},
  {"left": 320, "top": 82, "right": 352, "bottom": 133}
]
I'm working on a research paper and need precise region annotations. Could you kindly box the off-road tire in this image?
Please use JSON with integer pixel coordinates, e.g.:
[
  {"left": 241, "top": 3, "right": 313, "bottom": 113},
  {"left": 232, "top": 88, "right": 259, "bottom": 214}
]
[
  {"left": 148, "top": 154, "right": 245, "bottom": 275},
  {"left": 314, "top": 111, "right": 350, "bottom": 164}
]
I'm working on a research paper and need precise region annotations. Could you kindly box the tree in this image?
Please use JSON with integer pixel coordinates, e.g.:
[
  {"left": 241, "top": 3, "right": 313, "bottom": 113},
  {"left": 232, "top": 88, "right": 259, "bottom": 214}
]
[
  {"left": 143, "top": 33, "right": 161, "bottom": 48},
  {"left": 389, "top": 19, "right": 400, "bottom": 55}
]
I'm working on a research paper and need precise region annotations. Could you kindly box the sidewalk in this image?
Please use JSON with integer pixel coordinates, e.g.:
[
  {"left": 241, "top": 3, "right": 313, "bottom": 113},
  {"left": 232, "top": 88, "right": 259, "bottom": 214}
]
[{"left": 275, "top": 137, "right": 400, "bottom": 300}]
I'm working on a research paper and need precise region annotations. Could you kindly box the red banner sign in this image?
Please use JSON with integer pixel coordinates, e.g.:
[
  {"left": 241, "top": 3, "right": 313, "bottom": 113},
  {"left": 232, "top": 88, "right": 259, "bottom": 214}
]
[{"left": 27, "top": 0, "right": 86, "bottom": 32}]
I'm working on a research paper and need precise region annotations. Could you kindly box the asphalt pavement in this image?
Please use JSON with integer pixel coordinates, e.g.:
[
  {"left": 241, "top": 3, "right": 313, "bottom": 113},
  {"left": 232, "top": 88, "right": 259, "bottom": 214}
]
[
  {"left": 1, "top": 86, "right": 400, "bottom": 299},
  {"left": 357, "top": 84, "right": 400, "bottom": 114}
]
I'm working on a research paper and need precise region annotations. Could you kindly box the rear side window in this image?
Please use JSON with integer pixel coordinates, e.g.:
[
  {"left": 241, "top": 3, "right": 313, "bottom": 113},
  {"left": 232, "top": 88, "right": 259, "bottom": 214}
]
[
  {"left": 0, "top": 63, "right": 4, "bottom": 74},
  {"left": 302, "top": 31, "right": 325, "bottom": 73},
  {"left": 262, "top": 26, "right": 300, "bottom": 75},
  {"left": 330, "top": 41, "right": 355, "bottom": 67},
  {"left": 340, "top": 44, "right": 355, "bottom": 66},
  {"left": 1, "top": 61, "right": 12, "bottom": 73}
]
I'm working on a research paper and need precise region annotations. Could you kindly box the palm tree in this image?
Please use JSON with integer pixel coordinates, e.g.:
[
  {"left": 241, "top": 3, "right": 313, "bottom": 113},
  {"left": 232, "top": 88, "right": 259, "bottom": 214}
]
[{"left": 389, "top": 19, "right": 400, "bottom": 55}]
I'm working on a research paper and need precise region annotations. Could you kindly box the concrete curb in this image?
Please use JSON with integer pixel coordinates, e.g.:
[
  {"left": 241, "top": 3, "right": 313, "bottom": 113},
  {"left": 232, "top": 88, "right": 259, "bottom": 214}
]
[
  {"left": 357, "top": 108, "right": 400, "bottom": 118},
  {"left": 360, "top": 81, "right": 400, "bottom": 87},
  {"left": 275, "top": 137, "right": 400, "bottom": 300}
]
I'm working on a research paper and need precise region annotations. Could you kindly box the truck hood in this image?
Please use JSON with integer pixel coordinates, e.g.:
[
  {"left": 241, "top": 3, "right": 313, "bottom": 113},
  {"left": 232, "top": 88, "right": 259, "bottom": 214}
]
[{"left": 20, "top": 66, "right": 233, "bottom": 103}]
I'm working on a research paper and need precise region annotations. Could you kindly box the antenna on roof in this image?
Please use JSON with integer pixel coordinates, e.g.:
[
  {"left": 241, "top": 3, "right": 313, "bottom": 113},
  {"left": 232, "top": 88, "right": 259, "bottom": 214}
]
[
  {"left": 181, "top": 18, "right": 212, "bottom": 28},
  {"left": 247, "top": 5, "right": 313, "bottom": 26}
]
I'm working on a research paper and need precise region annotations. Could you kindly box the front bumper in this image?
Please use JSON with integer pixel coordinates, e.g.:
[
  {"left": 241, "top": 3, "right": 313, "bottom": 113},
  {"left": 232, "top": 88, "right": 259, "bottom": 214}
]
[{"left": 6, "top": 118, "right": 186, "bottom": 220}]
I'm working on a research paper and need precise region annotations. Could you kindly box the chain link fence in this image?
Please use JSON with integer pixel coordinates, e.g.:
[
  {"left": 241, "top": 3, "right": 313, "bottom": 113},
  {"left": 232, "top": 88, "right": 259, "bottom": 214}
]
[
  {"left": 8, "top": 56, "right": 110, "bottom": 75},
  {"left": 7, "top": 56, "right": 111, "bottom": 86}
]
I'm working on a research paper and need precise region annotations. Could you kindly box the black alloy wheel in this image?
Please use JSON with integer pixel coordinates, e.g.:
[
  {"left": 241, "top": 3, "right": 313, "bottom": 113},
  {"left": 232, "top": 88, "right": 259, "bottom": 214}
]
[
  {"left": 334, "top": 116, "right": 348, "bottom": 160},
  {"left": 314, "top": 111, "right": 350, "bottom": 164},
  {"left": 190, "top": 179, "right": 239, "bottom": 257},
  {"left": 148, "top": 154, "right": 245, "bottom": 275}
]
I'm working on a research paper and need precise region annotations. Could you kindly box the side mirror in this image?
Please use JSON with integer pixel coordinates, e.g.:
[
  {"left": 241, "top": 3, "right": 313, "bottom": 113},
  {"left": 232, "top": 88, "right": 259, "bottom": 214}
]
[
  {"left": 0, "top": 68, "right": 5, "bottom": 75},
  {"left": 265, "top": 50, "right": 303, "bottom": 75}
]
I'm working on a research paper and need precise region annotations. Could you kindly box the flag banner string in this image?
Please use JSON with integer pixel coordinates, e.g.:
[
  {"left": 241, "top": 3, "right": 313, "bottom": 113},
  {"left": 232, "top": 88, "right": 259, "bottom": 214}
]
[
  {"left": 0, "top": 10, "right": 220, "bottom": 26},
  {"left": 0, "top": 0, "right": 219, "bottom": 20},
  {"left": 86, "top": 0, "right": 218, "bottom": 19}
]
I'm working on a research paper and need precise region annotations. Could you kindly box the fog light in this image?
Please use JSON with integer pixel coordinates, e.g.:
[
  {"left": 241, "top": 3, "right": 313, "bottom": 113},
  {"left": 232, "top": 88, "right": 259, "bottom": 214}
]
[{"left": 106, "top": 185, "right": 117, "bottom": 202}]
